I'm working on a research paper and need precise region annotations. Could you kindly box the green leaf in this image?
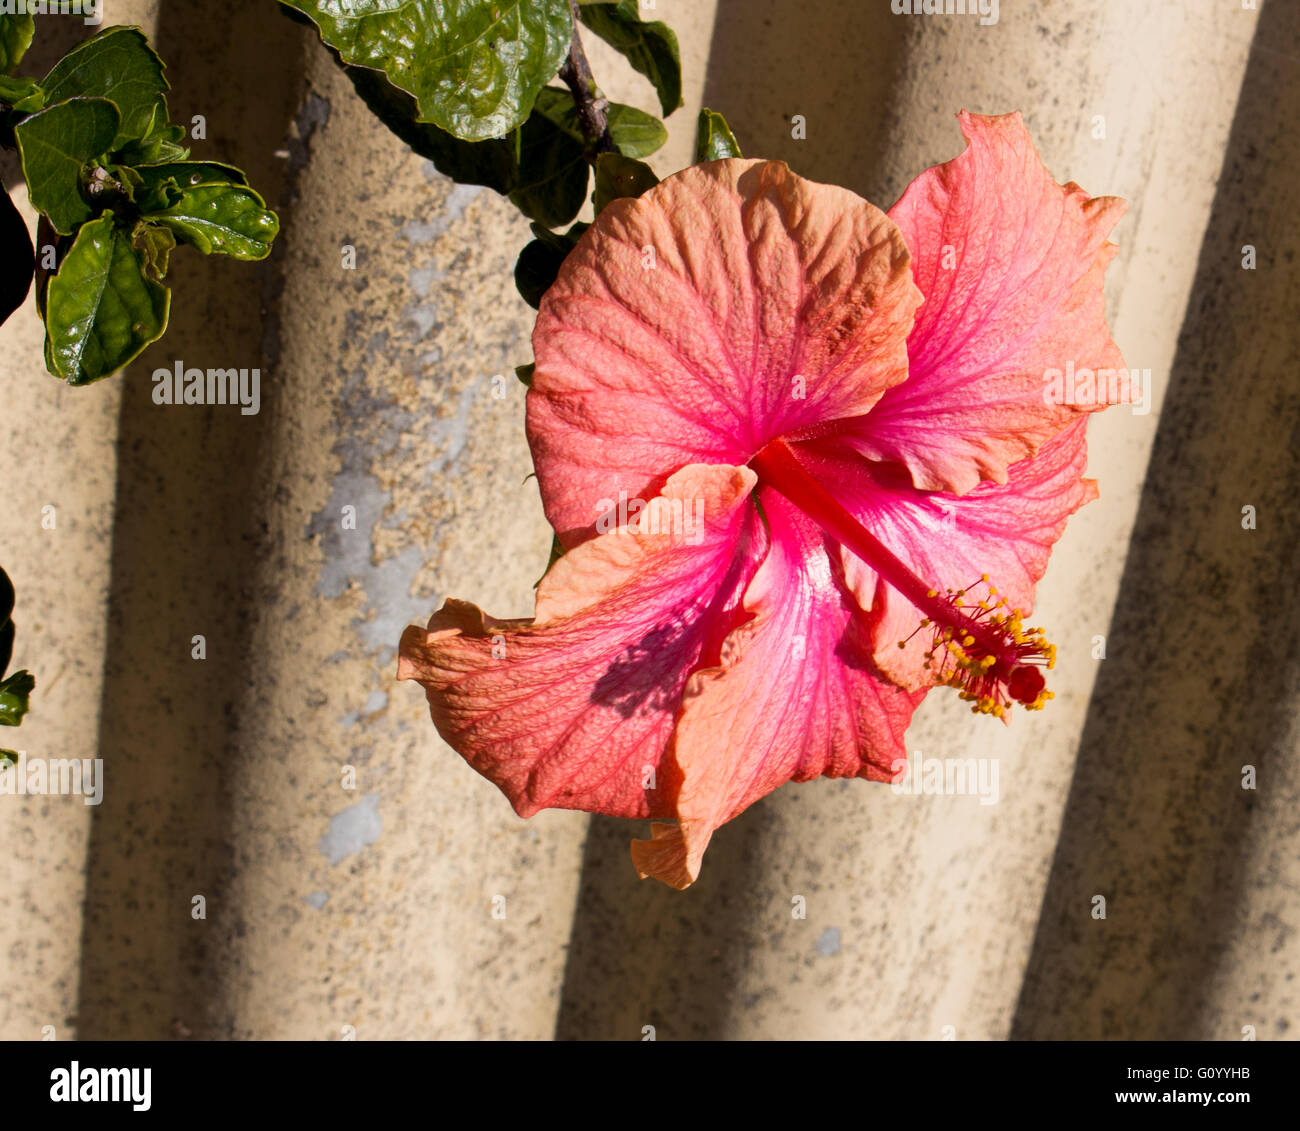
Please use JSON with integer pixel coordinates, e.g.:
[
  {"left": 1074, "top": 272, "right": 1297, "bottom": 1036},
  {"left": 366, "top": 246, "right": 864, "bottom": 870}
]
[
  {"left": 41, "top": 27, "right": 168, "bottom": 151},
  {"left": 132, "top": 221, "right": 176, "bottom": 282},
  {"left": 128, "top": 160, "right": 248, "bottom": 212},
  {"left": 113, "top": 101, "right": 190, "bottom": 165},
  {"left": 514, "top": 361, "right": 535, "bottom": 386},
  {"left": 533, "top": 531, "right": 565, "bottom": 588},
  {"left": 15, "top": 96, "right": 119, "bottom": 235},
  {"left": 0, "top": 669, "right": 34, "bottom": 727},
  {"left": 578, "top": 0, "right": 682, "bottom": 117},
  {"left": 43, "top": 214, "right": 170, "bottom": 385},
  {"left": 0, "top": 12, "right": 34, "bottom": 76},
  {"left": 509, "top": 102, "right": 588, "bottom": 229},
  {"left": 593, "top": 150, "right": 656, "bottom": 213},
  {"left": 695, "top": 107, "right": 742, "bottom": 162},
  {"left": 283, "top": 0, "right": 574, "bottom": 142},
  {"left": 514, "top": 238, "right": 566, "bottom": 310},
  {"left": 344, "top": 63, "right": 518, "bottom": 194},
  {"left": 604, "top": 102, "right": 667, "bottom": 158},
  {"left": 1, "top": 188, "right": 33, "bottom": 328},
  {"left": 145, "top": 182, "right": 279, "bottom": 260},
  {"left": 514, "top": 220, "right": 587, "bottom": 308},
  {"left": 532, "top": 86, "right": 666, "bottom": 159},
  {"left": 0, "top": 74, "right": 44, "bottom": 113}
]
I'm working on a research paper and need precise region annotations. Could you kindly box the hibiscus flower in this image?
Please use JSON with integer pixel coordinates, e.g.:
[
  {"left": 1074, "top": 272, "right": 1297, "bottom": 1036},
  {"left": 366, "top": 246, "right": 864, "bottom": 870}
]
[{"left": 399, "top": 111, "right": 1129, "bottom": 889}]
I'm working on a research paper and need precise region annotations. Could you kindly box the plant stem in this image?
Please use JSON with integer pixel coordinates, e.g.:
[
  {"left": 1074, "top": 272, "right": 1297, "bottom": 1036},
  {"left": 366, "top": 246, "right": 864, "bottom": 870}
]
[{"left": 558, "top": 0, "right": 614, "bottom": 157}]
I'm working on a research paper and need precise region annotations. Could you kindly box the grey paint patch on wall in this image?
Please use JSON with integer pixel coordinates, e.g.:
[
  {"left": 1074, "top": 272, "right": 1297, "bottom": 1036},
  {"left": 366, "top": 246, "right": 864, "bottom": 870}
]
[
  {"left": 306, "top": 211, "right": 489, "bottom": 663},
  {"left": 401, "top": 183, "right": 482, "bottom": 244},
  {"left": 319, "top": 792, "right": 382, "bottom": 865}
]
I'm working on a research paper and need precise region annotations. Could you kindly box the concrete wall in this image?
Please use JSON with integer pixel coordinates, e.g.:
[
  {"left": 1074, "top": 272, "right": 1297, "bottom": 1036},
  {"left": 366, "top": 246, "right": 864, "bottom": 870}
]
[{"left": 1, "top": 0, "right": 1294, "bottom": 1040}]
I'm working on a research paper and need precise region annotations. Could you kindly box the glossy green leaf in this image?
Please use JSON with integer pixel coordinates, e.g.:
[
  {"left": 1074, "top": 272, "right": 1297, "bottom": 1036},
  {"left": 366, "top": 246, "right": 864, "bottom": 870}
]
[
  {"left": 145, "top": 182, "right": 279, "bottom": 260},
  {"left": 593, "top": 150, "right": 656, "bottom": 213},
  {"left": 509, "top": 102, "right": 588, "bottom": 230},
  {"left": 41, "top": 27, "right": 168, "bottom": 151},
  {"left": 532, "top": 86, "right": 666, "bottom": 158},
  {"left": 0, "top": 669, "right": 34, "bottom": 726},
  {"left": 578, "top": 0, "right": 681, "bottom": 117},
  {"left": 695, "top": 107, "right": 742, "bottom": 162},
  {"left": 344, "top": 63, "right": 518, "bottom": 194},
  {"left": 0, "top": 74, "right": 44, "bottom": 112},
  {"left": 514, "top": 237, "right": 566, "bottom": 310},
  {"left": 113, "top": 101, "right": 190, "bottom": 165},
  {"left": 604, "top": 102, "right": 667, "bottom": 158},
  {"left": 514, "top": 361, "right": 535, "bottom": 386},
  {"left": 0, "top": 12, "right": 33, "bottom": 75},
  {"left": 128, "top": 160, "right": 248, "bottom": 212},
  {"left": 514, "top": 219, "right": 587, "bottom": 308},
  {"left": 283, "top": 0, "right": 574, "bottom": 142},
  {"left": 1, "top": 188, "right": 33, "bottom": 328},
  {"left": 319, "top": 61, "right": 588, "bottom": 227},
  {"left": 15, "top": 96, "right": 119, "bottom": 235},
  {"left": 43, "top": 215, "right": 170, "bottom": 385},
  {"left": 131, "top": 221, "right": 176, "bottom": 282}
]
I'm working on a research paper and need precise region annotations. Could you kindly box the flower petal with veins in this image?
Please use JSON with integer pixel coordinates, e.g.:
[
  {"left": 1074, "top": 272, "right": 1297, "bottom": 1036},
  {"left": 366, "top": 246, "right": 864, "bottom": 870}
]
[
  {"left": 400, "top": 114, "right": 1128, "bottom": 888},
  {"left": 798, "top": 419, "right": 1096, "bottom": 690},
  {"left": 398, "top": 465, "right": 765, "bottom": 820},
  {"left": 631, "top": 490, "right": 923, "bottom": 888},
  {"left": 851, "top": 111, "right": 1128, "bottom": 495},
  {"left": 528, "top": 158, "right": 921, "bottom": 545}
]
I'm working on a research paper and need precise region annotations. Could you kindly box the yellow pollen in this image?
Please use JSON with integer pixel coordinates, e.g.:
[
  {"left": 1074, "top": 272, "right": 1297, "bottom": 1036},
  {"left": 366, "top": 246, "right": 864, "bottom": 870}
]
[{"left": 912, "top": 574, "right": 1057, "bottom": 722}]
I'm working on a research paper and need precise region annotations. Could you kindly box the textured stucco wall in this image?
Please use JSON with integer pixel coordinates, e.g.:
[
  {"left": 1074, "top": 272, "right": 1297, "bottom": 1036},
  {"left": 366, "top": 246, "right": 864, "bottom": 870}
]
[
  {"left": 1015, "top": 0, "right": 1300, "bottom": 1040},
  {"left": 0, "top": 0, "right": 160, "bottom": 1044}
]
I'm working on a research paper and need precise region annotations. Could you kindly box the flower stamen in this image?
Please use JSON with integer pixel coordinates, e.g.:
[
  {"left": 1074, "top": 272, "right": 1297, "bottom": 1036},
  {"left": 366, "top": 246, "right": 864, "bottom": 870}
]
[
  {"left": 916, "top": 575, "right": 1055, "bottom": 718},
  {"left": 750, "top": 439, "right": 1056, "bottom": 718}
]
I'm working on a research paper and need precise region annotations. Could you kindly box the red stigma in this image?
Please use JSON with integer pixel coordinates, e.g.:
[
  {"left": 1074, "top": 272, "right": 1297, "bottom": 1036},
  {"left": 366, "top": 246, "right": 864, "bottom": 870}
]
[{"left": 750, "top": 439, "right": 1057, "bottom": 720}]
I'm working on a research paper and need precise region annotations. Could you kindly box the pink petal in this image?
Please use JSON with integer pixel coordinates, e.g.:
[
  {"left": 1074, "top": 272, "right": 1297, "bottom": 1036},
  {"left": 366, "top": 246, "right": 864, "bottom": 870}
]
[
  {"left": 528, "top": 158, "right": 922, "bottom": 545},
  {"left": 854, "top": 111, "right": 1127, "bottom": 495},
  {"left": 630, "top": 489, "right": 922, "bottom": 889},
  {"left": 800, "top": 419, "right": 1097, "bottom": 692},
  {"left": 397, "top": 465, "right": 766, "bottom": 819}
]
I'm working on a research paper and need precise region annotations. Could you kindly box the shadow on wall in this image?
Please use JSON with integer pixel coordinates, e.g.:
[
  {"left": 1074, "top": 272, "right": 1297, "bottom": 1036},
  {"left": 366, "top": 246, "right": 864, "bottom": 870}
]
[
  {"left": 1012, "top": 1, "right": 1300, "bottom": 1039},
  {"left": 75, "top": 0, "right": 307, "bottom": 1039},
  {"left": 554, "top": 0, "right": 909, "bottom": 1042},
  {"left": 694, "top": 0, "right": 911, "bottom": 204}
]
